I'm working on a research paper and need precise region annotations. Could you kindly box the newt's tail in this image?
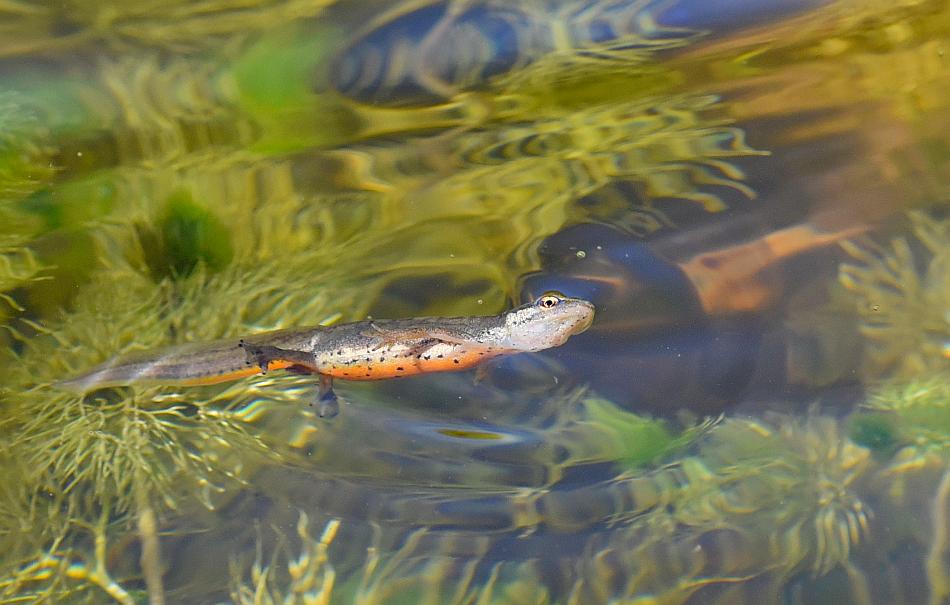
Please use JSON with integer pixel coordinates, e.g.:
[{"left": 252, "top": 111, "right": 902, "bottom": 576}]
[{"left": 56, "top": 339, "right": 279, "bottom": 393}]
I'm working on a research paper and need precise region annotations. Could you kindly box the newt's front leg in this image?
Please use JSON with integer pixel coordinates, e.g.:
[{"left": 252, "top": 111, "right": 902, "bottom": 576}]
[
  {"left": 238, "top": 339, "right": 317, "bottom": 374},
  {"left": 238, "top": 339, "right": 338, "bottom": 418}
]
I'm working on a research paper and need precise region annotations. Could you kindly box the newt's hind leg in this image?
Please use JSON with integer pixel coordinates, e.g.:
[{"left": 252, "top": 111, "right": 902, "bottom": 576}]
[
  {"left": 238, "top": 339, "right": 317, "bottom": 374},
  {"left": 317, "top": 374, "right": 338, "bottom": 418},
  {"left": 238, "top": 340, "right": 338, "bottom": 417}
]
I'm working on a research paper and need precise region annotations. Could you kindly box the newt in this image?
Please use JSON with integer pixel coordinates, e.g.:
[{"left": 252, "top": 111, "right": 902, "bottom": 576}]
[{"left": 60, "top": 292, "right": 595, "bottom": 416}]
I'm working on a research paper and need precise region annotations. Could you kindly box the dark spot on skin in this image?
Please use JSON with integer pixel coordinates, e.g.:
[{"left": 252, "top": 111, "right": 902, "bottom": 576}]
[
  {"left": 478, "top": 352, "right": 484, "bottom": 356},
  {"left": 365, "top": 357, "right": 371, "bottom": 362},
  {"left": 437, "top": 354, "right": 444, "bottom": 359},
  {"left": 424, "top": 355, "right": 431, "bottom": 360},
  {"left": 416, "top": 354, "right": 423, "bottom": 359},
  {"left": 453, "top": 359, "right": 460, "bottom": 364},
  {"left": 337, "top": 350, "right": 342, "bottom": 355},
  {"left": 343, "top": 372, "right": 349, "bottom": 376},
  {"left": 396, "top": 367, "right": 404, "bottom": 371},
  {"left": 379, "top": 356, "right": 385, "bottom": 362},
  {"left": 365, "top": 373, "right": 371, "bottom": 377}
]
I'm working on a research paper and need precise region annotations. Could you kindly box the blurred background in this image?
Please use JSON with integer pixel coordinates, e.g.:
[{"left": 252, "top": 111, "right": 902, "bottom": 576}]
[{"left": 0, "top": 0, "right": 947, "bottom": 603}]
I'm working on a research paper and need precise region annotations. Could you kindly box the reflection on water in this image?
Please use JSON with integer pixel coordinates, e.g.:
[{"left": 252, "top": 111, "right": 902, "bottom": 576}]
[{"left": 0, "top": 0, "right": 948, "bottom": 603}]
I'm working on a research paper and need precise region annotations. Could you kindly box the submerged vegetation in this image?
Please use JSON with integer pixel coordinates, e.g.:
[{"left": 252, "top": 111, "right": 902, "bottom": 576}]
[{"left": 839, "top": 211, "right": 950, "bottom": 380}]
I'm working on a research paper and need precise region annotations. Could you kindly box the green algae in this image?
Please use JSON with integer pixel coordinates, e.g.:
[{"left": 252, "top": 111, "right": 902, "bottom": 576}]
[
  {"left": 865, "top": 374, "right": 950, "bottom": 455},
  {"left": 151, "top": 189, "right": 234, "bottom": 278},
  {"left": 19, "top": 177, "right": 117, "bottom": 232},
  {"left": 848, "top": 412, "right": 898, "bottom": 456},
  {"left": 578, "top": 396, "right": 707, "bottom": 471},
  {"left": 230, "top": 23, "right": 361, "bottom": 153}
]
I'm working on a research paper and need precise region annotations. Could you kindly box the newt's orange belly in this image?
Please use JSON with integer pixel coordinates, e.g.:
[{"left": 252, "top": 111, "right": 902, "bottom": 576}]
[
  {"left": 176, "top": 345, "right": 501, "bottom": 386},
  {"left": 319, "top": 346, "right": 495, "bottom": 381}
]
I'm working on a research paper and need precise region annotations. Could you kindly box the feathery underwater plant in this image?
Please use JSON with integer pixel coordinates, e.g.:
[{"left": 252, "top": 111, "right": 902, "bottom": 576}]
[
  {"left": 865, "top": 375, "right": 950, "bottom": 457},
  {"left": 0, "top": 236, "right": 42, "bottom": 312},
  {"left": 845, "top": 372, "right": 950, "bottom": 605},
  {"left": 561, "top": 413, "right": 875, "bottom": 604},
  {"left": 839, "top": 210, "right": 950, "bottom": 380},
  {"left": 225, "top": 411, "right": 876, "bottom": 605},
  {"left": 348, "top": 92, "right": 767, "bottom": 217},
  {"left": 0, "top": 91, "right": 55, "bottom": 202},
  {"left": 229, "top": 513, "right": 339, "bottom": 605},
  {"left": 692, "top": 414, "right": 873, "bottom": 576},
  {"left": 0, "top": 0, "right": 339, "bottom": 58},
  {"left": 0, "top": 163, "right": 383, "bottom": 603}
]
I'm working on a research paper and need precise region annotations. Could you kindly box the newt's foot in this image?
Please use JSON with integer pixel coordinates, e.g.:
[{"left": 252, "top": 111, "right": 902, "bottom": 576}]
[
  {"left": 238, "top": 339, "right": 284, "bottom": 374},
  {"left": 317, "top": 374, "right": 338, "bottom": 418},
  {"left": 317, "top": 389, "right": 339, "bottom": 419},
  {"left": 238, "top": 340, "right": 317, "bottom": 375}
]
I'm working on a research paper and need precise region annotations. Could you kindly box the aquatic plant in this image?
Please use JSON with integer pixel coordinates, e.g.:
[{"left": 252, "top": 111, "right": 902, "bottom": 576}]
[
  {"left": 560, "top": 396, "right": 714, "bottom": 472},
  {"left": 231, "top": 514, "right": 559, "bottom": 605},
  {"left": 695, "top": 415, "right": 873, "bottom": 575},
  {"left": 448, "top": 94, "right": 765, "bottom": 212},
  {"left": 0, "top": 91, "right": 55, "bottom": 202},
  {"left": 839, "top": 211, "right": 950, "bottom": 379},
  {"left": 228, "top": 412, "right": 877, "bottom": 604},
  {"left": 338, "top": 92, "right": 767, "bottom": 281},
  {"left": 864, "top": 374, "right": 950, "bottom": 465},
  {"left": 0, "top": 237, "right": 42, "bottom": 312},
  {"left": 140, "top": 189, "right": 235, "bottom": 279},
  {"left": 844, "top": 372, "right": 950, "bottom": 605},
  {"left": 345, "top": 525, "right": 551, "bottom": 605},
  {"left": 90, "top": 54, "right": 260, "bottom": 169},
  {"left": 0, "top": 498, "right": 139, "bottom": 605},
  {"left": 0, "top": 168, "right": 377, "bottom": 601},
  {"left": 230, "top": 513, "right": 339, "bottom": 605},
  {"left": 559, "top": 413, "right": 875, "bottom": 604},
  {"left": 0, "top": 0, "right": 339, "bottom": 57},
  {"left": 0, "top": 91, "right": 53, "bottom": 316}
]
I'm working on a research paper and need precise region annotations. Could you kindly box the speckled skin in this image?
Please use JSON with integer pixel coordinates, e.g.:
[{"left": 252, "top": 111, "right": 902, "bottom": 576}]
[{"left": 61, "top": 294, "right": 594, "bottom": 392}]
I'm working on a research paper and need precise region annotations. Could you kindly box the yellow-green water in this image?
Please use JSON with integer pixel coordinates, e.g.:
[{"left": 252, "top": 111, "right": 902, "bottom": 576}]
[{"left": 0, "top": 0, "right": 948, "bottom": 603}]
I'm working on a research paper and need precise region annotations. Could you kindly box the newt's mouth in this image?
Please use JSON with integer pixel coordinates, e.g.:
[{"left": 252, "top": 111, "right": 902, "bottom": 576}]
[
  {"left": 556, "top": 302, "right": 595, "bottom": 341},
  {"left": 575, "top": 309, "right": 595, "bottom": 333},
  {"left": 572, "top": 306, "right": 595, "bottom": 334}
]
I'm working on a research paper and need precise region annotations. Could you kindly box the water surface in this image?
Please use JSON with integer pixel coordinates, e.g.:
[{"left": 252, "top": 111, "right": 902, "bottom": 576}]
[{"left": 0, "top": 1, "right": 948, "bottom": 603}]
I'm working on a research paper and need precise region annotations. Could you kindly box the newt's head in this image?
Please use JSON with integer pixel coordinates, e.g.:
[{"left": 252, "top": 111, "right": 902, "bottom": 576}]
[{"left": 502, "top": 292, "right": 595, "bottom": 352}]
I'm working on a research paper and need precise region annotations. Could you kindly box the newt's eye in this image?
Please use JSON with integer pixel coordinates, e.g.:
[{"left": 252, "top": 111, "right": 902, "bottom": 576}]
[{"left": 537, "top": 294, "right": 562, "bottom": 309}]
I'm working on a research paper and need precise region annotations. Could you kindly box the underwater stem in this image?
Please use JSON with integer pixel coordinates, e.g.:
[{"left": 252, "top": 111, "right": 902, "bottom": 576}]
[
  {"left": 1, "top": 508, "right": 134, "bottom": 605},
  {"left": 927, "top": 468, "right": 950, "bottom": 605},
  {"left": 135, "top": 466, "right": 166, "bottom": 605}
]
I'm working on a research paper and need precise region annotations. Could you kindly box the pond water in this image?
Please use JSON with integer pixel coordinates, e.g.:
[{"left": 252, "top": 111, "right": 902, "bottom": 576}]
[{"left": 0, "top": 1, "right": 948, "bottom": 604}]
